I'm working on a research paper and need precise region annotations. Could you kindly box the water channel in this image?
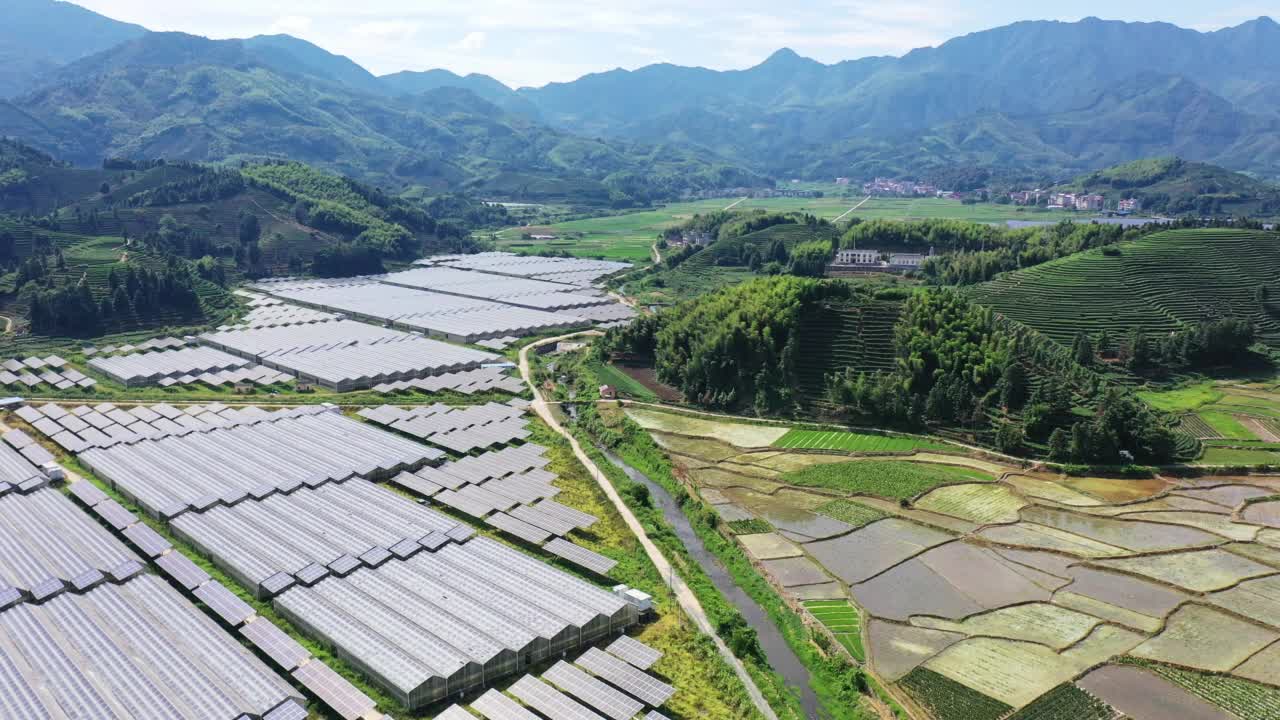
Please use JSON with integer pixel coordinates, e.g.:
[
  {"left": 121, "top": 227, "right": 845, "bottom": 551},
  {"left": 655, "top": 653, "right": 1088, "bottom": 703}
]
[{"left": 599, "top": 449, "right": 825, "bottom": 719}]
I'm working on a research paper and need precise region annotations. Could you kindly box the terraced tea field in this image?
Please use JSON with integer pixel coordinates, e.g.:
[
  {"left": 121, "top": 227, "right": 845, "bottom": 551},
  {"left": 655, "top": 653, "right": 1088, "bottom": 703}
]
[
  {"left": 793, "top": 300, "right": 900, "bottom": 406},
  {"left": 1141, "top": 379, "right": 1280, "bottom": 464},
  {"left": 971, "top": 229, "right": 1280, "bottom": 348},
  {"left": 631, "top": 405, "right": 1280, "bottom": 720}
]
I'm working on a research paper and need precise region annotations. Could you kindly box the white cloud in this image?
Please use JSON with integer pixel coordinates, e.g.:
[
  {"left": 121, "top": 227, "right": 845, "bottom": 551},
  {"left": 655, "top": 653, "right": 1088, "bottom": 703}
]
[
  {"left": 351, "top": 20, "right": 421, "bottom": 41},
  {"left": 268, "top": 15, "right": 313, "bottom": 35},
  {"left": 452, "top": 31, "right": 488, "bottom": 52}
]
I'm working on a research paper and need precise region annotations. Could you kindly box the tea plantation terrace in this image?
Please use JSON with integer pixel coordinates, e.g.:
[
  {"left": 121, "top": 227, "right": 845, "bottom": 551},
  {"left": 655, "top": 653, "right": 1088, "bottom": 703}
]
[{"left": 0, "top": 485, "right": 309, "bottom": 719}]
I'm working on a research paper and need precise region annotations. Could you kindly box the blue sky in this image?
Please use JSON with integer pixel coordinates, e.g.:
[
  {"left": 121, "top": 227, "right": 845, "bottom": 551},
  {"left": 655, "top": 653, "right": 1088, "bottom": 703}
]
[{"left": 75, "top": 0, "right": 1272, "bottom": 88}]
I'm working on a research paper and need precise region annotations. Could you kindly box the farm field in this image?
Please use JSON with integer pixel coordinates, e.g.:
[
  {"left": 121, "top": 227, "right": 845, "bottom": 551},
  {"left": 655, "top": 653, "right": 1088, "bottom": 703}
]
[
  {"left": 629, "top": 406, "right": 1280, "bottom": 720},
  {"left": 774, "top": 428, "right": 952, "bottom": 452},
  {"left": 970, "top": 229, "right": 1280, "bottom": 349},
  {"left": 1139, "top": 378, "right": 1280, "bottom": 463},
  {"left": 493, "top": 196, "right": 1065, "bottom": 262}
]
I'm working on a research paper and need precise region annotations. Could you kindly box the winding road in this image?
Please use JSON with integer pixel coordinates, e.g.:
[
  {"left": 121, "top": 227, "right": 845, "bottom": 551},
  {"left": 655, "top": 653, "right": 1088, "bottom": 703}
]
[{"left": 518, "top": 333, "right": 780, "bottom": 720}]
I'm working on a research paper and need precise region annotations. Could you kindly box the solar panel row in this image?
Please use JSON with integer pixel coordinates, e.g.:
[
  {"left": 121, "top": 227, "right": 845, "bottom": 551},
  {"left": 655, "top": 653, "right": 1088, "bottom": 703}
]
[
  {"left": 88, "top": 346, "right": 254, "bottom": 386},
  {"left": 79, "top": 408, "right": 443, "bottom": 517},
  {"left": 372, "top": 367, "right": 527, "bottom": 396}
]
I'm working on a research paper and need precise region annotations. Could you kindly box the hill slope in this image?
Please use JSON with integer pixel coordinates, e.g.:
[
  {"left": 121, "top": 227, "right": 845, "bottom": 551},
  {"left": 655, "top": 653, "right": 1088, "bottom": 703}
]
[
  {"left": 969, "top": 228, "right": 1280, "bottom": 347},
  {"left": 518, "top": 17, "right": 1280, "bottom": 180},
  {"left": 0, "top": 0, "right": 147, "bottom": 98},
  {"left": 0, "top": 32, "right": 764, "bottom": 206},
  {"left": 1059, "top": 157, "right": 1280, "bottom": 216}
]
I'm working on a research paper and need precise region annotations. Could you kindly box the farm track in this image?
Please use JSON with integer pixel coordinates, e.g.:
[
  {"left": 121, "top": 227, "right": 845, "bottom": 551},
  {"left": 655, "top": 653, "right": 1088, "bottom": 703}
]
[{"left": 519, "top": 332, "right": 781, "bottom": 720}]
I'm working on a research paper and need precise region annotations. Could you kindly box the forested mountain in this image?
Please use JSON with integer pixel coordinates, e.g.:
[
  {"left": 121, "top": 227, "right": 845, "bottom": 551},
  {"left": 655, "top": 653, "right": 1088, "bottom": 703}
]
[
  {"left": 0, "top": 0, "right": 147, "bottom": 98},
  {"left": 0, "top": 32, "right": 764, "bottom": 207},
  {"left": 516, "top": 17, "right": 1280, "bottom": 181},
  {"left": 1057, "top": 157, "right": 1280, "bottom": 216}
]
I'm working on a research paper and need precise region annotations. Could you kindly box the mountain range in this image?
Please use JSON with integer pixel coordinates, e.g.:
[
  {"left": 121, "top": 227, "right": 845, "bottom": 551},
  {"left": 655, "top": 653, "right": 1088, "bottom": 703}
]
[{"left": 0, "top": 0, "right": 1277, "bottom": 202}]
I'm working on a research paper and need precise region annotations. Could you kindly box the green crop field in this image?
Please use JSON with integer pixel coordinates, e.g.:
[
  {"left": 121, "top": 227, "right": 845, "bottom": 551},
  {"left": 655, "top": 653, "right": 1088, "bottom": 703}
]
[
  {"left": 815, "top": 499, "right": 889, "bottom": 528},
  {"left": 492, "top": 196, "right": 1056, "bottom": 263},
  {"left": 970, "top": 229, "right": 1280, "bottom": 348},
  {"left": 803, "top": 600, "right": 865, "bottom": 661},
  {"left": 1197, "top": 410, "right": 1257, "bottom": 440},
  {"left": 780, "top": 460, "right": 994, "bottom": 500},
  {"left": 1118, "top": 658, "right": 1280, "bottom": 720},
  {"left": 1005, "top": 683, "right": 1116, "bottom": 720},
  {"left": 898, "top": 667, "right": 1013, "bottom": 720},
  {"left": 774, "top": 429, "right": 952, "bottom": 452}
]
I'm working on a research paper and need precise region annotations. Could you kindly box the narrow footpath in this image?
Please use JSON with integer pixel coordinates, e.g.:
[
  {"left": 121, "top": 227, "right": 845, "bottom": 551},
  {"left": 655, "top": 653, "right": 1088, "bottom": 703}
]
[{"left": 518, "top": 333, "right": 780, "bottom": 720}]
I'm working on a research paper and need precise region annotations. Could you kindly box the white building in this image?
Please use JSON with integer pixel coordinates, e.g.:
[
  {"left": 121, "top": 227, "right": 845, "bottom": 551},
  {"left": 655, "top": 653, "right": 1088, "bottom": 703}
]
[
  {"left": 888, "top": 253, "right": 926, "bottom": 268},
  {"left": 835, "top": 248, "right": 881, "bottom": 265}
]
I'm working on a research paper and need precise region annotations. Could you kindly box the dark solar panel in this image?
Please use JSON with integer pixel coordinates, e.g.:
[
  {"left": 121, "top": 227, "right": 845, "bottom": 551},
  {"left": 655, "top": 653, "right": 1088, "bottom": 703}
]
[
  {"left": 107, "top": 559, "right": 145, "bottom": 583},
  {"left": 263, "top": 698, "right": 310, "bottom": 720},
  {"left": 123, "top": 523, "right": 172, "bottom": 558},
  {"left": 472, "top": 687, "right": 541, "bottom": 720},
  {"left": 292, "top": 660, "right": 376, "bottom": 720},
  {"left": 486, "top": 512, "right": 552, "bottom": 545},
  {"left": 67, "top": 480, "right": 109, "bottom": 508},
  {"left": 328, "top": 555, "right": 361, "bottom": 577},
  {"left": 156, "top": 550, "right": 211, "bottom": 590},
  {"left": 220, "top": 488, "right": 250, "bottom": 506},
  {"left": 29, "top": 577, "right": 64, "bottom": 602},
  {"left": 0, "top": 480, "right": 11, "bottom": 497},
  {"left": 607, "top": 636, "right": 663, "bottom": 670},
  {"left": 17, "top": 477, "right": 47, "bottom": 494},
  {"left": 295, "top": 563, "right": 330, "bottom": 587},
  {"left": 261, "top": 572, "right": 297, "bottom": 597},
  {"left": 417, "top": 531, "right": 450, "bottom": 551},
  {"left": 0, "top": 586, "right": 21, "bottom": 611},
  {"left": 69, "top": 569, "right": 105, "bottom": 593},
  {"left": 389, "top": 538, "right": 422, "bottom": 560},
  {"left": 250, "top": 483, "right": 278, "bottom": 500},
  {"left": 359, "top": 546, "right": 392, "bottom": 568},
  {"left": 446, "top": 524, "right": 475, "bottom": 542},
  {"left": 575, "top": 647, "right": 675, "bottom": 707},
  {"left": 93, "top": 498, "right": 140, "bottom": 531},
  {"left": 510, "top": 675, "right": 606, "bottom": 720},
  {"left": 191, "top": 493, "right": 222, "bottom": 511},
  {"left": 543, "top": 660, "right": 643, "bottom": 720},
  {"left": 544, "top": 539, "right": 618, "bottom": 576},
  {"left": 193, "top": 581, "right": 254, "bottom": 626},
  {"left": 241, "top": 618, "right": 311, "bottom": 671}
]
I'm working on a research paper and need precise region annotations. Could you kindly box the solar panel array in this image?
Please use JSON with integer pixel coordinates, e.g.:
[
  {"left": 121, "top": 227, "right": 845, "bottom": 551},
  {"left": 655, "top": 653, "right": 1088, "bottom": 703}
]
[
  {"left": 422, "top": 252, "right": 632, "bottom": 285},
  {"left": 0, "top": 485, "right": 306, "bottom": 719},
  {"left": 19, "top": 401, "right": 324, "bottom": 453},
  {"left": 380, "top": 266, "right": 613, "bottom": 311},
  {"left": 0, "top": 428, "right": 50, "bottom": 490},
  {"left": 171, "top": 478, "right": 465, "bottom": 597},
  {"left": 358, "top": 401, "right": 530, "bottom": 452},
  {"left": 228, "top": 290, "right": 343, "bottom": 329},
  {"left": 543, "top": 660, "right": 644, "bottom": 720},
  {"left": 84, "top": 337, "right": 188, "bottom": 356},
  {"left": 574, "top": 647, "right": 675, "bottom": 707},
  {"left": 0, "top": 355, "right": 95, "bottom": 390},
  {"left": 272, "top": 531, "right": 635, "bottom": 709},
  {"left": 477, "top": 336, "right": 521, "bottom": 350},
  {"left": 544, "top": 538, "right": 619, "bottom": 576},
  {"left": 77, "top": 407, "right": 443, "bottom": 517},
  {"left": 510, "top": 675, "right": 606, "bottom": 720},
  {"left": 202, "top": 319, "right": 499, "bottom": 391},
  {"left": 88, "top": 346, "right": 256, "bottom": 386},
  {"left": 372, "top": 366, "right": 526, "bottom": 396},
  {"left": 607, "top": 635, "right": 664, "bottom": 671}
]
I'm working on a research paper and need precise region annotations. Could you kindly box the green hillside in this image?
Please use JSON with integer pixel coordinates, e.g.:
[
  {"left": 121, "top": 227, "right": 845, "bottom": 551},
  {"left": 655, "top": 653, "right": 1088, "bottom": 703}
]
[
  {"left": 794, "top": 299, "right": 901, "bottom": 407},
  {"left": 1060, "top": 157, "right": 1280, "bottom": 216},
  {"left": 969, "top": 228, "right": 1280, "bottom": 348},
  {"left": 632, "top": 220, "right": 837, "bottom": 304}
]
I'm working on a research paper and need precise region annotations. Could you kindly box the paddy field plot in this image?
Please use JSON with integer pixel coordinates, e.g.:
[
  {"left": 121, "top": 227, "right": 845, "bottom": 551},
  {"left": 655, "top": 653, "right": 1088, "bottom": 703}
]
[
  {"left": 1123, "top": 510, "right": 1261, "bottom": 541},
  {"left": 813, "top": 498, "right": 888, "bottom": 528},
  {"left": 1093, "top": 547, "right": 1276, "bottom": 592},
  {"left": 624, "top": 408, "right": 788, "bottom": 447},
  {"left": 922, "top": 635, "right": 1114, "bottom": 708},
  {"left": 1175, "top": 483, "right": 1276, "bottom": 508},
  {"left": 1132, "top": 603, "right": 1280, "bottom": 672},
  {"left": 806, "top": 518, "right": 953, "bottom": 584},
  {"left": 1076, "top": 665, "right": 1236, "bottom": 720},
  {"left": 1005, "top": 683, "right": 1120, "bottom": 720},
  {"left": 1234, "top": 642, "right": 1280, "bottom": 685},
  {"left": 1058, "top": 475, "right": 1171, "bottom": 503},
  {"left": 1059, "top": 565, "right": 1189, "bottom": 618},
  {"left": 976, "top": 522, "right": 1128, "bottom": 557},
  {"left": 1002, "top": 474, "right": 1105, "bottom": 506},
  {"left": 1244, "top": 500, "right": 1280, "bottom": 527},
  {"left": 1020, "top": 506, "right": 1222, "bottom": 552},
  {"left": 865, "top": 621, "right": 964, "bottom": 682},
  {"left": 737, "top": 532, "right": 803, "bottom": 560},
  {"left": 912, "top": 603, "right": 1100, "bottom": 651},
  {"left": 898, "top": 667, "right": 1013, "bottom": 720},
  {"left": 916, "top": 483, "right": 1027, "bottom": 524},
  {"left": 1207, "top": 575, "right": 1280, "bottom": 629},
  {"left": 1126, "top": 658, "right": 1280, "bottom": 719},
  {"left": 781, "top": 460, "right": 994, "bottom": 500},
  {"left": 772, "top": 429, "right": 952, "bottom": 452}
]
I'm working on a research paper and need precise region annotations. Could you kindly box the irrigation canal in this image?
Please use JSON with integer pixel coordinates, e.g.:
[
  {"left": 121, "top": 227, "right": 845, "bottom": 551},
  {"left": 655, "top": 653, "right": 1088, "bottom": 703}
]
[{"left": 600, "top": 449, "right": 826, "bottom": 719}]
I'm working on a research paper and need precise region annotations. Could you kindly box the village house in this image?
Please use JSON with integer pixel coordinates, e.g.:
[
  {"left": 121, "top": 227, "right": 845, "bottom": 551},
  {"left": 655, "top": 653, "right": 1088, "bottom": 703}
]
[
  {"left": 1075, "top": 194, "right": 1104, "bottom": 211},
  {"left": 1118, "top": 198, "right": 1142, "bottom": 213},
  {"left": 889, "top": 253, "right": 926, "bottom": 268},
  {"left": 599, "top": 385, "right": 617, "bottom": 400},
  {"left": 835, "top": 248, "right": 881, "bottom": 265}
]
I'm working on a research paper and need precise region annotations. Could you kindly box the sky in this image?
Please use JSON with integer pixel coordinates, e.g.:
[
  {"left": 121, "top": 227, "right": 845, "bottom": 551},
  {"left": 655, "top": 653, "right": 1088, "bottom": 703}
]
[{"left": 73, "top": 0, "right": 1272, "bottom": 88}]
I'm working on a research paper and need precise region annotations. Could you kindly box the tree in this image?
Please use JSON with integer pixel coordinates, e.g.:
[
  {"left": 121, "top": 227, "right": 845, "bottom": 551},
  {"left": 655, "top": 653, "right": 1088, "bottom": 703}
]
[
  {"left": 995, "top": 422, "right": 1024, "bottom": 453},
  {"left": 787, "top": 240, "right": 833, "bottom": 277},
  {"left": 238, "top": 212, "right": 261, "bottom": 245},
  {"left": 998, "top": 362, "right": 1029, "bottom": 410},
  {"left": 1071, "top": 332, "right": 1094, "bottom": 366},
  {"left": 1069, "top": 423, "right": 1091, "bottom": 462},
  {"left": 1047, "top": 428, "right": 1070, "bottom": 462}
]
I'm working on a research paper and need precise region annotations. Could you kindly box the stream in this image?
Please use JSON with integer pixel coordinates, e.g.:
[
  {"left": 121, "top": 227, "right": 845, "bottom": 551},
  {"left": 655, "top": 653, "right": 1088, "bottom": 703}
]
[{"left": 600, "top": 449, "right": 826, "bottom": 719}]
